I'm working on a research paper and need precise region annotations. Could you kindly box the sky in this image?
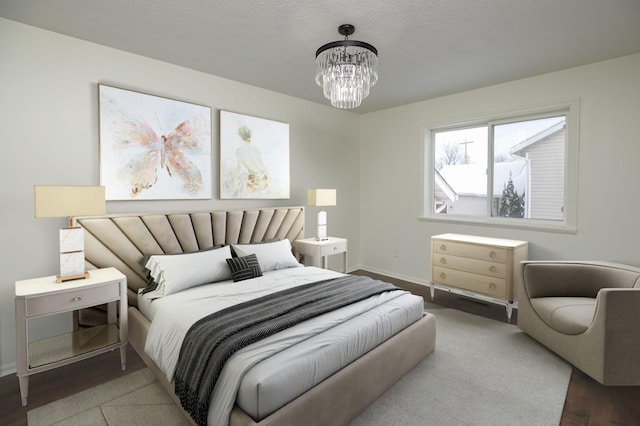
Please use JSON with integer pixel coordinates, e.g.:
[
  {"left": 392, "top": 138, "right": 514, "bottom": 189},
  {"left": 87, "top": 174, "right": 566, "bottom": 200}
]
[{"left": 434, "top": 115, "right": 566, "bottom": 167}]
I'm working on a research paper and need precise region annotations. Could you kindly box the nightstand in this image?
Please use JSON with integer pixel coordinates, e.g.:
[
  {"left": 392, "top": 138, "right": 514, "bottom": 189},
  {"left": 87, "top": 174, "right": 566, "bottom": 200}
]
[
  {"left": 15, "top": 267, "right": 128, "bottom": 406},
  {"left": 294, "top": 237, "right": 348, "bottom": 273}
]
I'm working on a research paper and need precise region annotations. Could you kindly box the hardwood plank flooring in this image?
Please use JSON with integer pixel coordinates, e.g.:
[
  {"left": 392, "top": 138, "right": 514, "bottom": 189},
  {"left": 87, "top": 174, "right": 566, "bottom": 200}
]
[{"left": 1, "top": 270, "right": 638, "bottom": 425}]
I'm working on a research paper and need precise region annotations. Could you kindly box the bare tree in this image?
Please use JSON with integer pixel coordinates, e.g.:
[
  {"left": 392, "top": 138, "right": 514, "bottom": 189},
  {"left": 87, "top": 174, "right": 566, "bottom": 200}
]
[{"left": 435, "top": 141, "right": 463, "bottom": 171}]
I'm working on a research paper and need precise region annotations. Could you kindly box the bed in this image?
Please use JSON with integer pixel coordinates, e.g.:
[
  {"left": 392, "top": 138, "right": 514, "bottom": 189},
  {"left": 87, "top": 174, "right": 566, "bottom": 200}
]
[{"left": 77, "top": 207, "right": 436, "bottom": 426}]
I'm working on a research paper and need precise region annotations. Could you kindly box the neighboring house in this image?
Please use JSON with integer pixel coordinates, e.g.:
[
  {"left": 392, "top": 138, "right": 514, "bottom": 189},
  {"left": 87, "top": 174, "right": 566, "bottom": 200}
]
[
  {"left": 434, "top": 170, "right": 457, "bottom": 213},
  {"left": 434, "top": 120, "right": 565, "bottom": 218},
  {"left": 510, "top": 121, "right": 565, "bottom": 220}
]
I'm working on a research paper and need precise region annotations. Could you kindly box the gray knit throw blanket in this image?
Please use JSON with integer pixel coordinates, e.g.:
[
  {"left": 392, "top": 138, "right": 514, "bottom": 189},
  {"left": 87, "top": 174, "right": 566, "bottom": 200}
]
[{"left": 174, "top": 275, "right": 400, "bottom": 425}]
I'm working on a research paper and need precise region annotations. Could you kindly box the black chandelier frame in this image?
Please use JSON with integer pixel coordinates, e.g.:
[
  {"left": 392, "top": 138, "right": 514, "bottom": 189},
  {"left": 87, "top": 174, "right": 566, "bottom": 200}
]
[{"left": 315, "top": 24, "right": 378, "bottom": 59}]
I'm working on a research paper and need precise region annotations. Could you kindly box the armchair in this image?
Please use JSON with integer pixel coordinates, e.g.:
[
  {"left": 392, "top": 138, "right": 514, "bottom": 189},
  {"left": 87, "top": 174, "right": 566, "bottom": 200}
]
[{"left": 518, "top": 261, "right": 640, "bottom": 385}]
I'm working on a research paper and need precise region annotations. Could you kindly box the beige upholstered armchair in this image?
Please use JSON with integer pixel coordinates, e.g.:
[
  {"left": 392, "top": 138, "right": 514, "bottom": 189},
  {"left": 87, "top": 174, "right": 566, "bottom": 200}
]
[{"left": 518, "top": 261, "right": 640, "bottom": 385}]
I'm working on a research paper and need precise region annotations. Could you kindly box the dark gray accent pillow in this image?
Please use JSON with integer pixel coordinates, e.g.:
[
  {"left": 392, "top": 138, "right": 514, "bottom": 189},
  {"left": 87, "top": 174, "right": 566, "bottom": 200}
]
[{"left": 226, "top": 254, "right": 263, "bottom": 282}]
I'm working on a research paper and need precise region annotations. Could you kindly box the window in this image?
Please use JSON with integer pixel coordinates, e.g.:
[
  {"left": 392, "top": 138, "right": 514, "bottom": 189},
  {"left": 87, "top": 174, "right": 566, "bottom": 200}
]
[{"left": 424, "top": 103, "right": 578, "bottom": 232}]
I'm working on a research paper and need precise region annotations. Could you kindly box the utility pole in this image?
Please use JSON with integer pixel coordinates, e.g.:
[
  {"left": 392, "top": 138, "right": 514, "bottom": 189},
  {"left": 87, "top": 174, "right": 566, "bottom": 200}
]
[{"left": 460, "top": 140, "right": 474, "bottom": 164}]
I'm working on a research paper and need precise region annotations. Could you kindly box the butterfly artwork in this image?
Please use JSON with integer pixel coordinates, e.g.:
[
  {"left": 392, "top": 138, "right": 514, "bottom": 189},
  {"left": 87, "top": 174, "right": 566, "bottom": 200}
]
[{"left": 99, "top": 85, "right": 212, "bottom": 200}]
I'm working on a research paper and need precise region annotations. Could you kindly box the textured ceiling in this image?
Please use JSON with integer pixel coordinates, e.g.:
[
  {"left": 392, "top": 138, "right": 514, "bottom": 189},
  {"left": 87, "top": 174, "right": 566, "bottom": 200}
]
[{"left": 1, "top": 0, "right": 639, "bottom": 113}]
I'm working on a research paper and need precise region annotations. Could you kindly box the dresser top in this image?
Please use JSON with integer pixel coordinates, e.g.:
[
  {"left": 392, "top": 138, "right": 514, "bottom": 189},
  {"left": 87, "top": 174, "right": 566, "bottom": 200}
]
[{"left": 432, "top": 233, "right": 528, "bottom": 248}]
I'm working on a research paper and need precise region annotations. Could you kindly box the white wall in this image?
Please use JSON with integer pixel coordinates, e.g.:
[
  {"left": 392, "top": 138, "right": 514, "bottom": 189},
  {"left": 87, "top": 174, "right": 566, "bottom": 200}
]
[
  {"left": 0, "top": 18, "right": 361, "bottom": 376},
  {"left": 359, "top": 53, "right": 640, "bottom": 285}
]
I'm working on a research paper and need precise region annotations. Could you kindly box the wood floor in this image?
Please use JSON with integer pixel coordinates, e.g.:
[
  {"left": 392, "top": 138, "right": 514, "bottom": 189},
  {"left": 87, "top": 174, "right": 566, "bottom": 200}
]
[{"left": 1, "top": 270, "right": 638, "bottom": 425}]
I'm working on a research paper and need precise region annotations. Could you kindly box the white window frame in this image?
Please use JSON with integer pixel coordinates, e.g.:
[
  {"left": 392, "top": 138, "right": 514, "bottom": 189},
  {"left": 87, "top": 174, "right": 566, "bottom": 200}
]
[{"left": 420, "top": 100, "right": 579, "bottom": 234}]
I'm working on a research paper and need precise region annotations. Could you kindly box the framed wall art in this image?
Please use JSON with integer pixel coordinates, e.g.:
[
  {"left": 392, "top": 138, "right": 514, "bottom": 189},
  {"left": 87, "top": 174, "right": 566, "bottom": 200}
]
[
  {"left": 220, "top": 110, "right": 290, "bottom": 199},
  {"left": 99, "top": 84, "right": 212, "bottom": 200}
]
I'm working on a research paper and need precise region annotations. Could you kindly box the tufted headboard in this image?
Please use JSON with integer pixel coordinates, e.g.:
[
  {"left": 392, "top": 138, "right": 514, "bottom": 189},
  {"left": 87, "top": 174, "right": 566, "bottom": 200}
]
[{"left": 76, "top": 207, "right": 305, "bottom": 306}]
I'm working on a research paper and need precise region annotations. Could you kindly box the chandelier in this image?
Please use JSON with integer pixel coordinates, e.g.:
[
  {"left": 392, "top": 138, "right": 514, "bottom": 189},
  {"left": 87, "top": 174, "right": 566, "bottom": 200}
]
[{"left": 315, "top": 24, "right": 378, "bottom": 109}]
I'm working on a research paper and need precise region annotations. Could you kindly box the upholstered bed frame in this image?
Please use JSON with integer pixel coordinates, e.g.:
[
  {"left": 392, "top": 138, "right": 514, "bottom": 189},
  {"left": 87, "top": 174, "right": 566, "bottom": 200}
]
[{"left": 77, "top": 207, "right": 436, "bottom": 426}]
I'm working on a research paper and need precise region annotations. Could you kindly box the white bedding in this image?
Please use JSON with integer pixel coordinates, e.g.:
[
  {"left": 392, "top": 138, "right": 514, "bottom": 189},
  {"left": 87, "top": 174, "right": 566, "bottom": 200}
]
[
  {"left": 140, "top": 267, "right": 423, "bottom": 425},
  {"left": 140, "top": 266, "right": 344, "bottom": 378},
  {"left": 234, "top": 290, "right": 423, "bottom": 421}
]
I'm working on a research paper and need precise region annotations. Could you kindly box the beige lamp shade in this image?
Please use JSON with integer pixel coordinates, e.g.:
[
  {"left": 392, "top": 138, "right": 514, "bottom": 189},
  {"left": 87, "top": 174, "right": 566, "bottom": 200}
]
[
  {"left": 35, "top": 185, "right": 106, "bottom": 222},
  {"left": 307, "top": 189, "right": 336, "bottom": 207},
  {"left": 34, "top": 185, "right": 106, "bottom": 282}
]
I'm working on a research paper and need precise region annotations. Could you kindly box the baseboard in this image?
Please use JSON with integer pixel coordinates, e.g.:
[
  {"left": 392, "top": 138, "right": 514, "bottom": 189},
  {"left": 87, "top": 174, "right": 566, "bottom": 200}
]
[
  {"left": 356, "top": 265, "right": 430, "bottom": 288},
  {"left": 0, "top": 361, "right": 16, "bottom": 378}
]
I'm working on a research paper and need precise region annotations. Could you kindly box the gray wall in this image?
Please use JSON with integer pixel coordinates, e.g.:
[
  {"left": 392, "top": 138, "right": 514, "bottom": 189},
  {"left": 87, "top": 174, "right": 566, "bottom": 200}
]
[
  {"left": 0, "top": 18, "right": 361, "bottom": 375},
  {"left": 359, "top": 53, "right": 640, "bottom": 285},
  {"left": 3, "top": 15, "right": 640, "bottom": 377}
]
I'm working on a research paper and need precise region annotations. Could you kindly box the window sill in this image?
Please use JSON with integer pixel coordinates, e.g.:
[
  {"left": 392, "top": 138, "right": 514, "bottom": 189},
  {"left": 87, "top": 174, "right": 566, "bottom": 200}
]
[{"left": 417, "top": 215, "right": 577, "bottom": 235}]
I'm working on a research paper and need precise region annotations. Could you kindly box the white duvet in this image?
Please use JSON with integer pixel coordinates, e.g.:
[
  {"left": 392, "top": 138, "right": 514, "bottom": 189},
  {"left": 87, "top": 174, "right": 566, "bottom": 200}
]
[{"left": 141, "top": 266, "right": 416, "bottom": 425}]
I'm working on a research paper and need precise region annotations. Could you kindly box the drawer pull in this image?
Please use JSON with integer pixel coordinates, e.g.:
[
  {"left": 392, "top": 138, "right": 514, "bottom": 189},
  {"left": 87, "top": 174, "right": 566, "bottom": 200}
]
[
  {"left": 440, "top": 257, "right": 446, "bottom": 264},
  {"left": 489, "top": 282, "right": 496, "bottom": 289},
  {"left": 489, "top": 251, "right": 497, "bottom": 258},
  {"left": 489, "top": 266, "right": 496, "bottom": 272},
  {"left": 440, "top": 272, "right": 446, "bottom": 279},
  {"left": 440, "top": 244, "right": 446, "bottom": 251},
  {"left": 72, "top": 296, "right": 82, "bottom": 302}
]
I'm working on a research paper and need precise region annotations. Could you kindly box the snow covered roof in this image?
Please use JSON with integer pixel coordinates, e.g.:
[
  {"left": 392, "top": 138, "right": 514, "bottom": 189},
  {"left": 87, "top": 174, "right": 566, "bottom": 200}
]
[
  {"left": 434, "top": 169, "right": 458, "bottom": 202},
  {"left": 439, "top": 158, "right": 528, "bottom": 197}
]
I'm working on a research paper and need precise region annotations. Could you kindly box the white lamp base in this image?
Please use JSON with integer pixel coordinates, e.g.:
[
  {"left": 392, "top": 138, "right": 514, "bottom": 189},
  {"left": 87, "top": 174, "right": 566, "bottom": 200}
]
[
  {"left": 316, "top": 210, "right": 328, "bottom": 240},
  {"left": 58, "top": 227, "right": 89, "bottom": 283}
]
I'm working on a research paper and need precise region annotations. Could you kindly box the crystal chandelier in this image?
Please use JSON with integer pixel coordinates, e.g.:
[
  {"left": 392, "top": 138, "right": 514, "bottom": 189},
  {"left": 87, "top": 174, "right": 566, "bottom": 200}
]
[{"left": 315, "top": 24, "right": 378, "bottom": 109}]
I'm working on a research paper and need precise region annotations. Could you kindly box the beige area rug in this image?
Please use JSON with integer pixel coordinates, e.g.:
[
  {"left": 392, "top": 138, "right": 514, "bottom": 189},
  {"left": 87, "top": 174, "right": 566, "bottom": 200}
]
[{"left": 29, "top": 307, "right": 571, "bottom": 426}]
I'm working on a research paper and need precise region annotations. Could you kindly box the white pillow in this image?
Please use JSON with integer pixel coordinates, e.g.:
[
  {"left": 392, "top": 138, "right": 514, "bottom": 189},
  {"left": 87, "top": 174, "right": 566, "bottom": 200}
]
[
  {"left": 231, "top": 239, "right": 301, "bottom": 272},
  {"left": 144, "top": 245, "right": 233, "bottom": 298}
]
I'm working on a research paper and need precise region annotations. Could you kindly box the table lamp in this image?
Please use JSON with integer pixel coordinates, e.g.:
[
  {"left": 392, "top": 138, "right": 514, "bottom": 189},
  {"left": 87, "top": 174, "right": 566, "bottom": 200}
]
[
  {"left": 34, "top": 185, "right": 106, "bottom": 282},
  {"left": 307, "top": 189, "right": 336, "bottom": 240}
]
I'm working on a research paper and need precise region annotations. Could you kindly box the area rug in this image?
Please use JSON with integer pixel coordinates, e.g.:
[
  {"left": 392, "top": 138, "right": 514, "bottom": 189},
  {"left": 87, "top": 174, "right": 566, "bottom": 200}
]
[
  {"left": 28, "top": 307, "right": 571, "bottom": 426},
  {"left": 350, "top": 306, "right": 571, "bottom": 425}
]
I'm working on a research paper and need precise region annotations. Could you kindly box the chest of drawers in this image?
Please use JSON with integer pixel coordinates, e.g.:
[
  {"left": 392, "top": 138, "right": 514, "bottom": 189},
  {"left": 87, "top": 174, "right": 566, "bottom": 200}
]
[{"left": 430, "top": 233, "right": 528, "bottom": 321}]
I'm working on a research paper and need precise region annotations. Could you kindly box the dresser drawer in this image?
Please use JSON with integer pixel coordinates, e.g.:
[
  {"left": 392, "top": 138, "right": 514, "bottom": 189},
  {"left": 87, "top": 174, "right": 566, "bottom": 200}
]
[
  {"left": 25, "top": 283, "right": 120, "bottom": 317},
  {"left": 433, "top": 239, "right": 507, "bottom": 263},
  {"left": 433, "top": 254, "right": 507, "bottom": 278},
  {"left": 319, "top": 239, "right": 347, "bottom": 256},
  {"left": 432, "top": 266, "right": 508, "bottom": 299}
]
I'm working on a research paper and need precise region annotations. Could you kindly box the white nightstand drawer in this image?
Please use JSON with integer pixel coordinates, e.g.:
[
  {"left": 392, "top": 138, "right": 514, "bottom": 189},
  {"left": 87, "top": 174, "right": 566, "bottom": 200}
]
[
  {"left": 293, "top": 237, "right": 348, "bottom": 273},
  {"left": 319, "top": 240, "right": 347, "bottom": 256},
  {"left": 25, "top": 283, "right": 120, "bottom": 316}
]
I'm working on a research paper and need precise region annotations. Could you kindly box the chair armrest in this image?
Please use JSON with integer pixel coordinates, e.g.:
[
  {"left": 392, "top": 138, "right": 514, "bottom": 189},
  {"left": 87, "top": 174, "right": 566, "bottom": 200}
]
[
  {"left": 595, "top": 287, "right": 640, "bottom": 319},
  {"left": 591, "top": 288, "right": 640, "bottom": 362},
  {"left": 521, "top": 261, "right": 640, "bottom": 299}
]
